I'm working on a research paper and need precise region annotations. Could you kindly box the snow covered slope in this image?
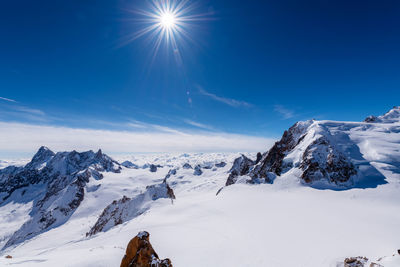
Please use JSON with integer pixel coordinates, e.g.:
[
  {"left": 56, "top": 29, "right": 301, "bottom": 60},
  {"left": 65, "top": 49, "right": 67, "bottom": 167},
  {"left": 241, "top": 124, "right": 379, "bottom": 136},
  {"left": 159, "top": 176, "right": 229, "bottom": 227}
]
[{"left": 0, "top": 107, "right": 399, "bottom": 267}]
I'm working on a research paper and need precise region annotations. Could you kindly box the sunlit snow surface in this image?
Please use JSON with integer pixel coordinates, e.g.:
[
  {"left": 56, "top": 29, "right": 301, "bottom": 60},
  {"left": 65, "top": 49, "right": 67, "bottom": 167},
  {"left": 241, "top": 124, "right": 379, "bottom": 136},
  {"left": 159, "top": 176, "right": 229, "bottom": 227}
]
[{"left": 0, "top": 121, "right": 400, "bottom": 266}]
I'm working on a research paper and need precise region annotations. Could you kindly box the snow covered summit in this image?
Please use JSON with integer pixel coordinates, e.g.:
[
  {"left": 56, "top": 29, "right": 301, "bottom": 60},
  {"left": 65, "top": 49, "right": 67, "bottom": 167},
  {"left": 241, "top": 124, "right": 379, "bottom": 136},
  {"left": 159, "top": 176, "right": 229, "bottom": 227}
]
[{"left": 226, "top": 107, "right": 400, "bottom": 189}]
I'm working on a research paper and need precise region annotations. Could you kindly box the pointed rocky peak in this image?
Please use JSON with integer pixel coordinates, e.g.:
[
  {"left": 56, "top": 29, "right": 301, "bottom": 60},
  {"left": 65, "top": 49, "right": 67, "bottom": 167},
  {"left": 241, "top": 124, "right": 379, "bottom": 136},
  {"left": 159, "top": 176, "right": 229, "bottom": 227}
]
[
  {"left": 95, "top": 149, "right": 103, "bottom": 158},
  {"left": 25, "top": 146, "right": 55, "bottom": 170}
]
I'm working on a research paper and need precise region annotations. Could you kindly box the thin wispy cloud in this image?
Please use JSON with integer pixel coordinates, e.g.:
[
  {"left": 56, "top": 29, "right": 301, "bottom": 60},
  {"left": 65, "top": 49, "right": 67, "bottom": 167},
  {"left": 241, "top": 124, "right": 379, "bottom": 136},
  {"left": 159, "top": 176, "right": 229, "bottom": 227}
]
[
  {"left": 274, "top": 105, "right": 295, "bottom": 119},
  {"left": 197, "top": 86, "right": 252, "bottom": 108},
  {"left": 14, "top": 106, "right": 46, "bottom": 116},
  {"left": 126, "top": 119, "right": 186, "bottom": 135},
  {"left": 0, "top": 96, "right": 17, "bottom": 103},
  {"left": 0, "top": 122, "right": 275, "bottom": 155},
  {"left": 0, "top": 103, "right": 48, "bottom": 122},
  {"left": 183, "top": 119, "right": 215, "bottom": 130}
]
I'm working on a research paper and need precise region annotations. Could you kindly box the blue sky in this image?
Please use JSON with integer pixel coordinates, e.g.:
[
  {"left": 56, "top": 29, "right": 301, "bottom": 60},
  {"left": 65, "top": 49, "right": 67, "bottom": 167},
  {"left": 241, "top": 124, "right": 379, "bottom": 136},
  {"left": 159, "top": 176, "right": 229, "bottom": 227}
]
[{"left": 1, "top": 0, "right": 400, "bottom": 155}]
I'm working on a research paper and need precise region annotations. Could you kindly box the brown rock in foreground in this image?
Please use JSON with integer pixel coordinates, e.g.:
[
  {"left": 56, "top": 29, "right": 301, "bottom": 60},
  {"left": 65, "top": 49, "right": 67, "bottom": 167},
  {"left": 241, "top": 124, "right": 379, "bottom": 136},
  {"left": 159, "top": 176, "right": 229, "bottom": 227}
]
[
  {"left": 120, "top": 231, "right": 172, "bottom": 267},
  {"left": 344, "top": 256, "right": 368, "bottom": 267}
]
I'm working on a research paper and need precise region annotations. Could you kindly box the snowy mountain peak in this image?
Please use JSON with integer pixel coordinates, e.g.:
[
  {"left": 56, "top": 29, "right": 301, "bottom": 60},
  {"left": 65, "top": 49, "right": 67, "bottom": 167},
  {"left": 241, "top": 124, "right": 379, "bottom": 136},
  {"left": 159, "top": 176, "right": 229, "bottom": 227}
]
[
  {"left": 0, "top": 148, "right": 121, "bottom": 250},
  {"left": 25, "top": 146, "right": 55, "bottom": 170},
  {"left": 224, "top": 110, "right": 398, "bottom": 189},
  {"left": 364, "top": 106, "right": 400, "bottom": 123}
]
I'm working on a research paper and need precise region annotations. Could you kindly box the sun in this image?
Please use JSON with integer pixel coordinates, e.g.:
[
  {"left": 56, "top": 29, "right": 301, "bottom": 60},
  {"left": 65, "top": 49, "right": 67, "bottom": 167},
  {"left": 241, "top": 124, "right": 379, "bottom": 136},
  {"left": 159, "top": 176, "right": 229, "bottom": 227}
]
[
  {"left": 123, "top": 0, "right": 212, "bottom": 59},
  {"left": 159, "top": 12, "right": 176, "bottom": 29}
]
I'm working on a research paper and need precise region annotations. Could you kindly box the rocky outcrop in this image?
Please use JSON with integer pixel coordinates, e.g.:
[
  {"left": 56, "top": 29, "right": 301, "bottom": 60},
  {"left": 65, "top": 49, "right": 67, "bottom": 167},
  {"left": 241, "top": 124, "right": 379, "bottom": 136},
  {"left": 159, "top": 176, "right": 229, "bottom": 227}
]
[
  {"left": 215, "top": 162, "right": 226, "bottom": 168},
  {"left": 225, "top": 155, "right": 254, "bottom": 186},
  {"left": 149, "top": 164, "right": 158, "bottom": 172},
  {"left": 120, "top": 231, "right": 172, "bottom": 267},
  {"left": 87, "top": 181, "right": 175, "bottom": 237},
  {"left": 300, "top": 136, "right": 357, "bottom": 184},
  {"left": 193, "top": 165, "right": 203, "bottom": 176},
  {"left": 1, "top": 147, "right": 121, "bottom": 249},
  {"left": 250, "top": 120, "right": 313, "bottom": 180},
  {"left": 182, "top": 163, "right": 192, "bottom": 169},
  {"left": 163, "top": 169, "right": 177, "bottom": 181},
  {"left": 121, "top": 161, "right": 139, "bottom": 169},
  {"left": 344, "top": 256, "right": 369, "bottom": 267}
]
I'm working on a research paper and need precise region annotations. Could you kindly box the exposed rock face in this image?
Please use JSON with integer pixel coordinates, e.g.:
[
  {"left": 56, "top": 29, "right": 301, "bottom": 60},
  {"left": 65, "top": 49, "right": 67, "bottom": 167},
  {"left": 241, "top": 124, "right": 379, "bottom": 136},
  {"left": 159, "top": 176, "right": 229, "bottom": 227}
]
[
  {"left": 300, "top": 136, "right": 357, "bottom": 184},
  {"left": 225, "top": 119, "right": 358, "bottom": 188},
  {"left": 120, "top": 231, "right": 172, "bottom": 267},
  {"left": 364, "top": 115, "right": 378, "bottom": 123},
  {"left": 87, "top": 181, "right": 175, "bottom": 236},
  {"left": 225, "top": 155, "right": 254, "bottom": 186},
  {"left": 250, "top": 120, "right": 313, "bottom": 180},
  {"left": 193, "top": 165, "right": 203, "bottom": 176},
  {"left": 1, "top": 147, "right": 121, "bottom": 249},
  {"left": 344, "top": 256, "right": 368, "bottom": 267},
  {"left": 121, "top": 161, "right": 139, "bottom": 169},
  {"left": 182, "top": 163, "right": 192, "bottom": 169},
  {"left": 215, "top": 162, "right": 227, "bottom": 168},
  {"left": 149, "top": 164, "right": 158, "bottom": 172},
  {"left": 163, "top": 169, "right": 177, "bottom": 181}
]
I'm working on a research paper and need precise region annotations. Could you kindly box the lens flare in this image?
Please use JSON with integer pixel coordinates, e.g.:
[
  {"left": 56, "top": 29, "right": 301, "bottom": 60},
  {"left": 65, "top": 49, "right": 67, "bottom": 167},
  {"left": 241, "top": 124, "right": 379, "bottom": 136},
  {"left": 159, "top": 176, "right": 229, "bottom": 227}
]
[{"left": 122, "top": 0, "right": 212, "bottom": 60}]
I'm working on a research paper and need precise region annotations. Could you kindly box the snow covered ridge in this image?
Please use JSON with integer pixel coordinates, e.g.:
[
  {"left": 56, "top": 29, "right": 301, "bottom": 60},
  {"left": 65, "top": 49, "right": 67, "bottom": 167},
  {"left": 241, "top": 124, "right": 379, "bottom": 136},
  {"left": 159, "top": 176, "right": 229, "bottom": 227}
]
[
  {"left": 364, "top": 106, "right": 400, "bottom": 123},
  {"left": 87, "top": 181, "right": 175, "bottom": 237},
  {"left": 0, "top": 146, "right": 121, "bottom": 249},
  {"left": 225, "top": 106, "right": 400, "bottom": 189}
]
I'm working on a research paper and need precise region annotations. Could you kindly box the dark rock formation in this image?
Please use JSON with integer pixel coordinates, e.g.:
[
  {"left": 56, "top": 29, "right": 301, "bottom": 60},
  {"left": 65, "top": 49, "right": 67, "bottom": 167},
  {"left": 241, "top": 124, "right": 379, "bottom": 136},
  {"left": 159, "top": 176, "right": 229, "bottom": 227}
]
[
  {"left": 344, "top": 256, "right": 368, "bottom": 267},
  {"left": 87, "top": 181, "right": 175, "bottom": 237},
  {"left": 182, "top": 163, "right": 192, "bottom": 169},
  {"left": 149, "top": 164, "right": 158, "bottom": 172},
  {"left": 215, "top": 162, "right": 227, "bottom": 168},
  {"left": 163, "top": 169, "right": 177, "bottom": 181},
  {"left": 121, "top": 161, "right": 139, "bottom": 169},
  {"left": 225, "top": 155, "right": 254, "bottom": 186},
  {"left": 193, "top": 165, "right": 203, "bottom": 176},
  {"left": 300, "top": 136, "right": 357, "bottom": 184},
  {"left": 120, "top": 231, "right": 172, "bottom": 267},
  {"left": 364, "top": 115, "right": 379, "bottom": 123},
  {"left": 250, "top": 121, "right": 312, "bottom": 180}
]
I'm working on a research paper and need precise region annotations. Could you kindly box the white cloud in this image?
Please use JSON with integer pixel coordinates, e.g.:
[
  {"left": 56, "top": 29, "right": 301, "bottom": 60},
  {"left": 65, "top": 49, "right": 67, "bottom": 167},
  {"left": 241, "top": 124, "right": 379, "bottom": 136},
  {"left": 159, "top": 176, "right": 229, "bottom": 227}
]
[
  {"left": 197, "top": 86, "right": 252, "bottom": 108},
  {"left": 0, "top": 122, "right": 275, "bottom": 156},
  {"left": 274, "top": 105, "right": 295, "bottom": 119},
  {"left": 0, "top": 97, "right": 17, "bottom": 103}
]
